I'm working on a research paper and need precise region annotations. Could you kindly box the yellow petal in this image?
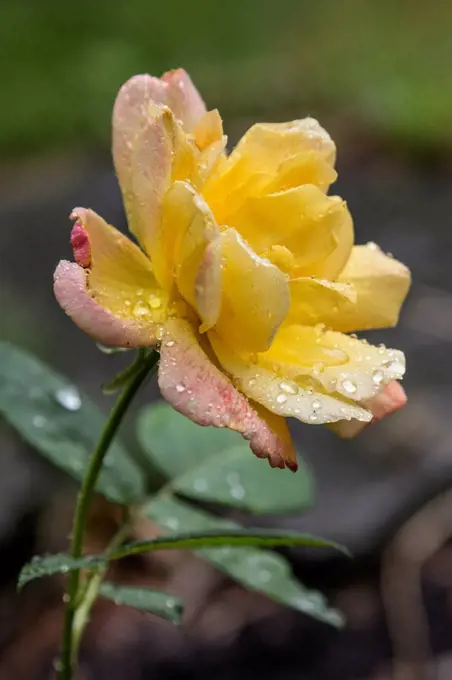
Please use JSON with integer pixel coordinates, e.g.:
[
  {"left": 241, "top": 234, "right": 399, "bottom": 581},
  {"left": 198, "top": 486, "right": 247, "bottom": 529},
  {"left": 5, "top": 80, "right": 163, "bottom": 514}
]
[
  {"left": 169, "top": 182, "right": 222, "bottom": 329},
  {"left": 161, "top": 68, "right": 207, "bottom": 132},
  {"left": 204, "top": 118, "right": 337, "bottom": 225},
  {"left": 69, "top": 208, "right": 167, "bottom": 324},
  {"left": 209, "top": 332, "right": 372, "bottom": 426},
  {"left": 286, "top": 277, "right": 357, "bottom": 327},
  {"left": 260, "top": 324, "right": 406, "bottom": 402},
  {"left": 335, "top": 243, "right": 411, "bottom": 331},
  {"left": 193, "top": 109, "right": 224, "bottom": 150},
  {"left": 219, "top": 185, "right": 353, "bottom": 278},
  {"left": 213, "top": 229, "right": 290, "bottom": 353}
]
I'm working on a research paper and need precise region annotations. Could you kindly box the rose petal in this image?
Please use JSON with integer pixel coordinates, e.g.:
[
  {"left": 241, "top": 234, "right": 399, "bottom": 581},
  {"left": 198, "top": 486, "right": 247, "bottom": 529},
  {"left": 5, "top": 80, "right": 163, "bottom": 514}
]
[
  {"left": 261, "top": 324, "right": 406, "bottom": 402},
  {"left": 213, "top": 185, "right": 353, "bottom": 279},
  {"left": 330, "top": 380, "right": 407, "bottom": 438},
  {"left": 158, "top": 318, "right": 296, "bottom": 470},
  {"left": 209, "top": 331, "right": 373, "bottom": 426},
  {"left": 211, "top": 229, "right": 290, "bottom": 353},
  {"left": 54, "top": 261, "right": 160, "bottom": 347},
  {"left": 287, "top": 277, "right": 357, "bottom": 328},
  {"left": 68, "top": 208, "right": 167, "bottom": 323},
  {"left": 161, "top": 68, "right": 207, "bottom": 132},
  {"left": 336, "top": 242, "right": 411, "bottom": 331}
]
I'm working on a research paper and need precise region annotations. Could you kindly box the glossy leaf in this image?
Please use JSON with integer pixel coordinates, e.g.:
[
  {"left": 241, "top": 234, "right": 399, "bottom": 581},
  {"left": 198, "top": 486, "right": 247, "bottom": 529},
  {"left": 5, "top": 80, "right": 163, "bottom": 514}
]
[
  {"left": 18, "top": 553, "right": 105, "bottom": 589},
  {"left": 137, "top": 402, "right": 313, "bottom": 514},
  {"left": 137, "top": 401, "right": 242, "bottom": 479},
  {"left": 99, "top": 582, "right": 183, "bottom": 624},
  {"left": 0, "top": 342, "right": 146, "bottom": 504},
  {"left": 144, "top": 496, "right": 345, "bottom": 627},
  {"left": 173, "top": 443, "right": 313, "bottom": 513}
]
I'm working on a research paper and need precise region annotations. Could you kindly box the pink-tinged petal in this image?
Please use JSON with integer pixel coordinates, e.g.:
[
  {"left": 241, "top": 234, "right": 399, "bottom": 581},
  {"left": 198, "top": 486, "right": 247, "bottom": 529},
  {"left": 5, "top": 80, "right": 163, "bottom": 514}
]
[
  {"left": 70, "top": 221, "right": 91, "bottom": 268},
  {"left": 331, "top": 380, "right": 407, "bottom": 438},
  {"left": 53, "top": 261, "right": 160, "bottom": 348},
  {"left": 161, "top": 68, "right": 207, "bottom": 131},
  {"left": 158, "top": 318, "right": 297, "bottom": 470}
]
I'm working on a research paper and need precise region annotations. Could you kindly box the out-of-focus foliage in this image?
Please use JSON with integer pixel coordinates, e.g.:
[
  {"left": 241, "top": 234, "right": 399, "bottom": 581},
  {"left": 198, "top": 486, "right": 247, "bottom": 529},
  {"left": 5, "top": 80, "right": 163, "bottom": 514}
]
[{"left": 2, "top": 0, "right": 452, "bottom": 155}]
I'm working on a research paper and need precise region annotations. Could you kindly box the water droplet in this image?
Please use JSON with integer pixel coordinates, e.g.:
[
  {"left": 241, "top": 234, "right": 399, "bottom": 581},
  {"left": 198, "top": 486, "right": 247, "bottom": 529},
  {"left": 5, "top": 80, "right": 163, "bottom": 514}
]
[
  {"left": 312, "top": 399, "right": 322, "bottom": 410},
  {"left": 310, "top": 413, "right": 319, "bottom": 422},
  {"left": 166, "top": 517, "right": 179, "bottom": 530},
  {"left": 312, "top": 362, "right": 324, "bottom": 376},
  {"left": 165, "top": 340, "right": 175, "bottom": 347},
  {"left": 258, "top": 570, "right": 272, "bottom": 583},
  {"left": 60, "top": 566, "right": 69, "bottom": 574},
  {"left": 276, "top": 393, "right": 288, "bottom": 404},
  {"left": 148, "top": 294, "right": 162, "bottom": 309},
  {"left": 230, "top": 485, "right": 245, "bottom": 500},
  {"left": 378, "top": 343, "right": 386, "bottom": 354},
  {"left": 194, "top": 478, "right": 208, "bottom": 492},
  {"left": 366, "top": 241, "right": 379, "bottom": 251},
  {"left": 248, "top": 377, "right": 257, "bottom": 387},
  {"left": 279, "top": 380, "right": 298, "bottom": 395},
  {"left": 227, "top": 472, "right": 241, "bottom": 485},
  {"left": 133, "top": 301, "right": 149, "bottom": 317},
  {"left": 124, "top": 299, "right": 131, "bottom": 307},
  {"left": 372, "top": 369, "right": 384, "bottom": 385},
  {"left": 383, "top": 358, "right": 404, "bottom": 375},
  {"left": 175, "top": 383, "right": 186, "bottom": 393},
  {"left": 341, "top": 379, "right": 357, "bottom": 395},
  {"left": 32, "top": 414, "right": 47, "bottom": 428},
  {"left": 55, "top": 386, "right": 82, "bottom": 411}
]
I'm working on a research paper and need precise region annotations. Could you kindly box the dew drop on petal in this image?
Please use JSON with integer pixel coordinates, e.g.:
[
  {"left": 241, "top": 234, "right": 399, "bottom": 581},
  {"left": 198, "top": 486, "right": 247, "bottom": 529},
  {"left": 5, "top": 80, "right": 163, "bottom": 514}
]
[
  {"left": 148, "top": 294, "right": 162, "bottom": 309},
  {"left": 165, "top": 340, "right": 175, "bottom": 347},
  {"left": 372, "top": 369, "right": 384, "bottom": 385},
  {"left": 55, "top": 386, "right": 82, "bottom": 411},
  {"left": 312, "top": 399, "right": 322, "bottom": 410},
  {"left": 341, "top": 379, "right": 357, "bottom": 395},
  {"left": 279, "top": 380, "right": 298, "bottom": 395},
  {"left": 175, "top": 383, "right": 186, "bottom": 393},
  {"left": 276, "top": 393, "right": 288, "bottom": 404},
  {"left": 310, "top": 413, "right": 319, "bottom": 422},
  {"left": 133, "top": 301, "right": 149, "bottom": 317}
]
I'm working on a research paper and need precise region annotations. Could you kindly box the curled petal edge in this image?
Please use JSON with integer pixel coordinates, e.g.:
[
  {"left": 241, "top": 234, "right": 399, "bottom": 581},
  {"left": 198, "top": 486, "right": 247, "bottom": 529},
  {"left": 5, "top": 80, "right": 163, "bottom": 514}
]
[
  {"left": 53, "top": 260, "right": 160, "bottom": 348},
  {"left": 331, "top": 380, "right": 407, "bottom": 438},
  {"left": 158, "top": 318, "right": 297, "bottom": 471}
]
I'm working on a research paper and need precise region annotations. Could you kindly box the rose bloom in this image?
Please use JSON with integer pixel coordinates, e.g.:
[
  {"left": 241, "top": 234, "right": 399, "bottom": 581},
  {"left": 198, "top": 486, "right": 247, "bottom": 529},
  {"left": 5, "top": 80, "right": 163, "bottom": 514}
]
[{"left": 54, "top": 69, "right": 410, "bottom": 471}]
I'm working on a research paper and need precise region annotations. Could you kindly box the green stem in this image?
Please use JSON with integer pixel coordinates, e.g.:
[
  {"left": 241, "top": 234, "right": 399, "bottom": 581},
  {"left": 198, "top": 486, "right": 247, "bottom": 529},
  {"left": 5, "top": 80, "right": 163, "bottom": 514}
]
[{"left": 58, "top": 350, "right": 159, "bottom": 680}]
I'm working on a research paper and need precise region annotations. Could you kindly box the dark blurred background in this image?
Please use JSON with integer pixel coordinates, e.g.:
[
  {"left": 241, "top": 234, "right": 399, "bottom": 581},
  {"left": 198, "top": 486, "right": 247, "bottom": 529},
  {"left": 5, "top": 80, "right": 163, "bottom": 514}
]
[{"left": 2, "top": 1, "right": 452, "bottom": 678}]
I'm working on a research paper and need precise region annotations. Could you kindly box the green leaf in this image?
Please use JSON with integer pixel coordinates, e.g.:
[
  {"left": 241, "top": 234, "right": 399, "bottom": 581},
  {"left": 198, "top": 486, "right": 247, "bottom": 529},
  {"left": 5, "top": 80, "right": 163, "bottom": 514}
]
[
  {"left": 18, "top": 553, "right": 106, "bottom": 589},
  {"left": 99, "top": 582, "right": 183, "bottom": 624},
  {"left": 144, "top": 496, "right": 345, "bottom": 627},
  {"left": 173, "top": 444, "right": 313, "bottom": 514},
  {"left": 137, "top": 401, "right": 242, "bottom": 479},
  {"left": 18, "top": 526, "right": 346, "bottom": 598},
  {"left": 0, "top": 342, "right": 146, "bottom": 504},
  {"left": 137, "top": 402, "right": 313, "bottom": 514}
]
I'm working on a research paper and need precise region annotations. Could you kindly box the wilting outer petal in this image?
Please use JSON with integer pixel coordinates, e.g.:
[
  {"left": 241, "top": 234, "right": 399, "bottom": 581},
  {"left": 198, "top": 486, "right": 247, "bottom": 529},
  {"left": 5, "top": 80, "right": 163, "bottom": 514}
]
[
  {"left": 330, "top": 381, "right": 407, "bottom": 438},
  {"left": 260, "top": 325, "right": 406, "bottom": 402},
  {"left": 212, "top": 229, "right": 290, "bottom": 353},
  {"left": 220, "top": 186, "right": 353, "bottom": 279},
  {"left": 69, "top": 208, "right": 167, "bottom": 322},
  {"left": 161, "top": 69, "right": 207, "bottom": 132},
  {"left": 335, "top": 243, "right": 411, "bottom": 331},
  {"left": 53, "top": 261, "right": 159, "bottom": 347},
  {"left": 209, "top": 332, "right": 372, "bottom": 426},
  {"left": 158, "top": 319, "right": 296, "bottom": 470}
]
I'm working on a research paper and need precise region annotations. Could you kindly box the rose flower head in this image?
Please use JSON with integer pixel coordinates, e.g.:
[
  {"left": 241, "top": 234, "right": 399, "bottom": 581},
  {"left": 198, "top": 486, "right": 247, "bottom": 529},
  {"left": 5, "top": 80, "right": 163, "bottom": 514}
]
[{"left": 54, "top": 69, "right": 411, "bottom": 471}]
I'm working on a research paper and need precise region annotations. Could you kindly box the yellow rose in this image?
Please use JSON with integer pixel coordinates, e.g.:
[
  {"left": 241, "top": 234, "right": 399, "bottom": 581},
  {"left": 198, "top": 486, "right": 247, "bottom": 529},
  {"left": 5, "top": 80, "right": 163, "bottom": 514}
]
[{"left": 54, "top": 69, "right": 410, "bottom": 471}]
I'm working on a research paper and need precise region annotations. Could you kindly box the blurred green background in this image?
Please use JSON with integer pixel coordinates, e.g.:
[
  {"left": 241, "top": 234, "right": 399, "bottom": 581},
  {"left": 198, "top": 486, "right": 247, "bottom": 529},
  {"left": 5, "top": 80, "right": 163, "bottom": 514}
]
[{"left": 2, "top": 0, "right": 452, "bottom": 156}]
